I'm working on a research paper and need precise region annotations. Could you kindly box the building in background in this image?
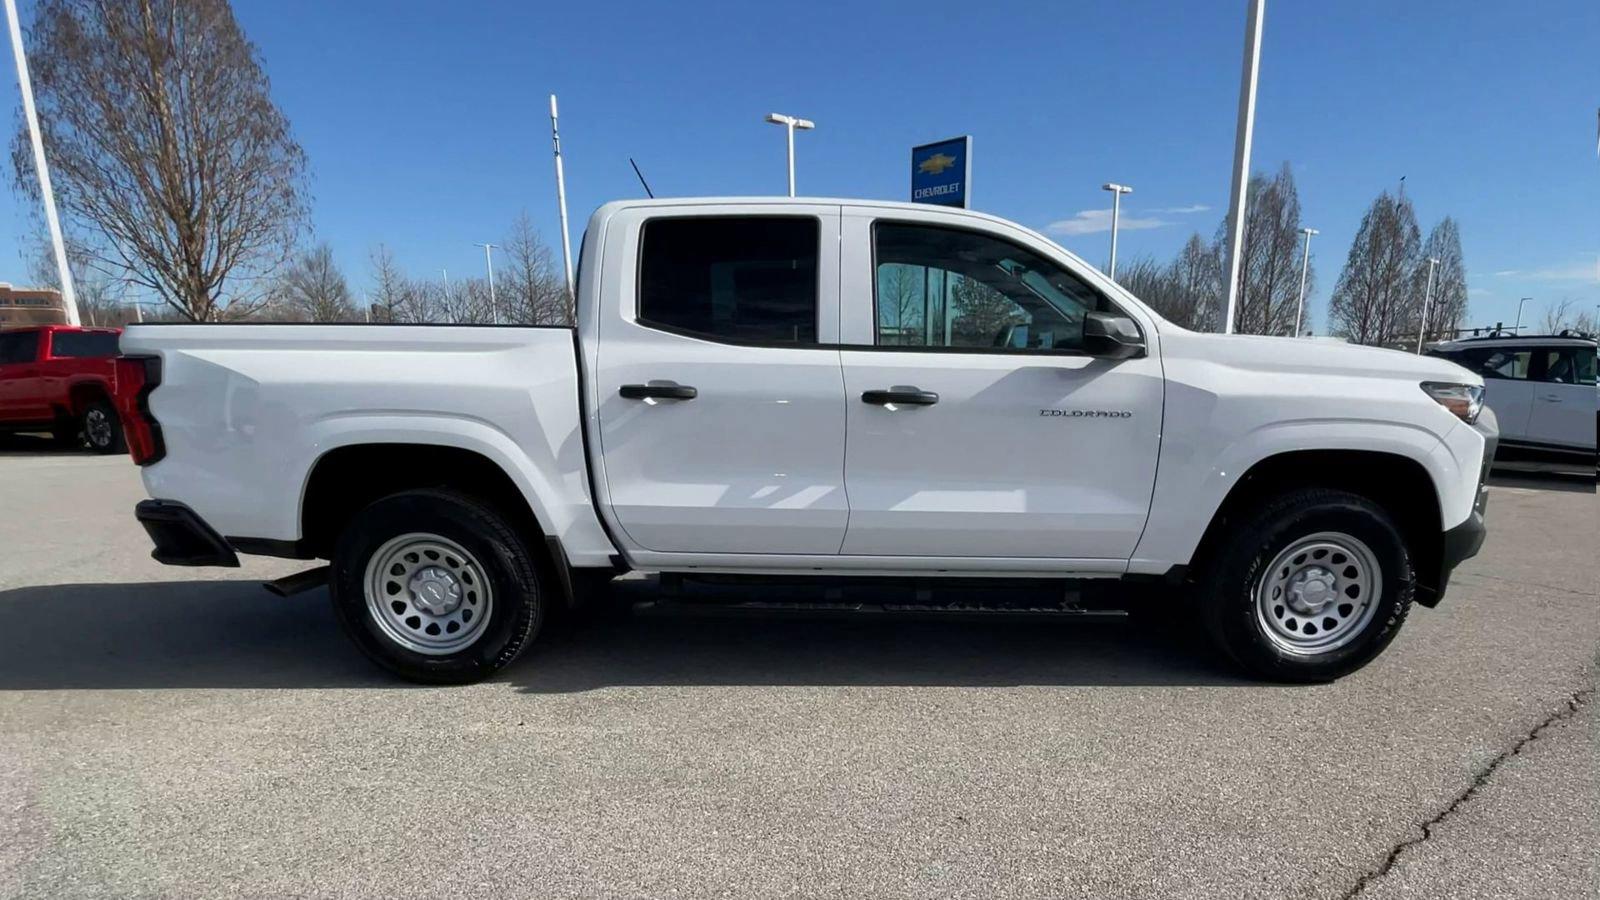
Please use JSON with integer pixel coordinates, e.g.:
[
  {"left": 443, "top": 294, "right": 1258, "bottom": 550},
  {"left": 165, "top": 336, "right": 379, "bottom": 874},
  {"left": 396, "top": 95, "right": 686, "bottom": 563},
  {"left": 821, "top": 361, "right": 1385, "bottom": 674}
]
[{"left": 0, "top": 284, "right": 67, "bottom": 326}]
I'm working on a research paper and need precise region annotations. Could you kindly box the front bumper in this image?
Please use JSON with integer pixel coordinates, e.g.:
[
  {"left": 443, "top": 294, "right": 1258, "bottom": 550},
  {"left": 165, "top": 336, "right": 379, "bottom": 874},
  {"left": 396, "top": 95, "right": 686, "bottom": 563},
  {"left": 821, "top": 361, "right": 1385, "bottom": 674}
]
[
  {"left": 1419, "top": 415, "right": 1497, "bottom": 607},
  {"left": 135, "top": 500, "right": 240, "bottom": 567}
]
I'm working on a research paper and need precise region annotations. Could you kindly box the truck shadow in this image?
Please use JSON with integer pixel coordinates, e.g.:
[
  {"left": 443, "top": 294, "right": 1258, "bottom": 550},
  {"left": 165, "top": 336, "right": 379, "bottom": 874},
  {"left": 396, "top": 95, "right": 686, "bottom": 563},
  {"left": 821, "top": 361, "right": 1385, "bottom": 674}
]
[{"left": 0, "top": 579, "right": 1244, "bottom": 691}]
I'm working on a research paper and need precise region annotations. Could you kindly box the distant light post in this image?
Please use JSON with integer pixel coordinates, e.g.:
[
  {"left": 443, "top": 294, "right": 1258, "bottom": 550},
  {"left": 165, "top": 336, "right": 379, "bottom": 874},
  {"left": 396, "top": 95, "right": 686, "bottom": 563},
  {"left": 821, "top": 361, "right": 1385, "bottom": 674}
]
[
  {"left": 1293, "top": 227, "right": 1318, "bottom": 336},
  {"left": 1416, "top": 256, "right": 1439, "bottom": 353},
  {"left": 764, "top": 113, "right": 814, "bottom": 197},
  {"left": 1513, "top": 296, "right": 1531, "bottom": 334},
  {"left": 475, "top": 243, "right": 498, "bottom": 324},
  {"left": 1101, "top": 182, "right": 1133, "bottom": 279}
]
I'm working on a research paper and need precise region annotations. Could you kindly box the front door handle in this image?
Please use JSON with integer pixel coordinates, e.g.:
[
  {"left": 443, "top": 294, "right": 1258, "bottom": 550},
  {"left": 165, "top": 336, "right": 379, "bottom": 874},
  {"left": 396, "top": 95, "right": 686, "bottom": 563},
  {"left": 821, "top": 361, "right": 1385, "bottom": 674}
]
[
  {"left": 1537, "top": 393, "right": 1562, "bottom": 402},
  {"left": 861, "top": 387, "right": 939, "bottom": 406},
  {"left": 620, "top": 382, "right": 698, "bottom": 401}
]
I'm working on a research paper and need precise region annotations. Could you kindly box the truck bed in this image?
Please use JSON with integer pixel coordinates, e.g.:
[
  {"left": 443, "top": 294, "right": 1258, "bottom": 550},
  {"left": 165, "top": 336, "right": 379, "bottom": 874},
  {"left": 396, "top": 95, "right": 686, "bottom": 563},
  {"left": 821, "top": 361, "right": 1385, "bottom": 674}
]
[{"left": 118, "top": 324, "right": 617, "bottom": 567}]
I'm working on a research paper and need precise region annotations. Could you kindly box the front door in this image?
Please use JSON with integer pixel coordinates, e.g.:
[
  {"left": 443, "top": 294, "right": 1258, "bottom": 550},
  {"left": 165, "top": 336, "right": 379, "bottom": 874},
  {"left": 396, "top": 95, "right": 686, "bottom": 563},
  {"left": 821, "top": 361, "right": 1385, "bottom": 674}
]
[
  {"left": 1456, "top": 345, "right": 1536, "bottom": 442},
  {"left": 836, "top": 211, "right": 1163, "bottom": 561},
  {"left": 0, "top": 330, "right": 45, "bottom": 423},
  {"left": 593, "top": 206, "right": 848, "bottom": 556}
]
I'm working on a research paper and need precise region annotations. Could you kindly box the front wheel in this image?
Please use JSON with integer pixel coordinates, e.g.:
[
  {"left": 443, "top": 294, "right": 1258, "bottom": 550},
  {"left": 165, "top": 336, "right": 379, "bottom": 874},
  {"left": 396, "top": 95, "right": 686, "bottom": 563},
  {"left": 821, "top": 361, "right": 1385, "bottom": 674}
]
[
  {"left": 1199, "top": 488, "right": 1414, "bottom": 683},
  {"left": 330, "top": 489, "right": 544, "bottom": 684}
]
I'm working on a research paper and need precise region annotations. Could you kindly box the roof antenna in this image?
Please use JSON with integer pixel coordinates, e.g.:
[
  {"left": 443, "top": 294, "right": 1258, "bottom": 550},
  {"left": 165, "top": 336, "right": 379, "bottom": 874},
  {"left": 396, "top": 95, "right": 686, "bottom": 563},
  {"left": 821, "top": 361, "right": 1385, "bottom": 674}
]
[{"left": 630, "top": 158, "right": 654, "bottom": 198}]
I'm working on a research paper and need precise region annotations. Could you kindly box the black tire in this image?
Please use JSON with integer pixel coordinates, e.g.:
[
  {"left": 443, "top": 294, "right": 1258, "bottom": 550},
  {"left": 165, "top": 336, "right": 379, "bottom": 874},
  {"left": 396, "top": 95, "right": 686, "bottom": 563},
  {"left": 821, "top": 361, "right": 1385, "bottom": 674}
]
[
  {"left": 1199, "top": 488, "right": 1413, "bottom": 683},
  {"left": 81, "top": 398, "right": 125, "bottom": 454},
  {"left": 330, "top": 489, "right": 544, "bottom": 684},
  {"left": 51, "top": 415, "right": 81, "bottom": 449}
]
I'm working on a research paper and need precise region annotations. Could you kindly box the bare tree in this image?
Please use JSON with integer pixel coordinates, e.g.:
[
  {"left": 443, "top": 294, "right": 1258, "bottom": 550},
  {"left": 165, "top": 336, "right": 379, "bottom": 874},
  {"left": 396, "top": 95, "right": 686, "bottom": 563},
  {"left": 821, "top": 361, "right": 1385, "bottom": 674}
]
[
  {"left": 26, "top": 237, "right": 138, "bottom": 325},
  {"left": 1214, "top": 163, "right": 1310, "bottom": 335},
  {"left": 1328, "top": 190, "right": 1421, "bottom": 345},
  {"left": 501, "top": 213, "right": 568, "bottom": 325},
  {"left": 369, "top": 245, "right": 430, "bottom": 323},
  {"left": 1168, "top": 233, "right": 1224, "bottom": 331},
  {"left": 950, "top": 276, "right": 1024, "bottom": 346},
  {"left": 276, "top": 243, "right": 354, "bottom": 322},
  {"left": 13, "top": 0, "right": 308, "bottom": 321},
  {"left": 1416, "top": 217, "right": 1468, "bottom": 342},
  {"left": 878, "top": 264, "right": 925, "bottom": 344},
  {"left": 1539, "top": 298, "right": 1587, "bottom": 334}
]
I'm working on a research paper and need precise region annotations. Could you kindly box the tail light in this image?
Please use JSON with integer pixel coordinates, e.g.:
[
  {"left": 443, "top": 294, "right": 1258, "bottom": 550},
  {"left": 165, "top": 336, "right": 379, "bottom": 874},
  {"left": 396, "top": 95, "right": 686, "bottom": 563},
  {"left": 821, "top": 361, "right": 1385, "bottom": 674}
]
[{"left": 114, "top": 355, "right": 165, "bottom": 465}]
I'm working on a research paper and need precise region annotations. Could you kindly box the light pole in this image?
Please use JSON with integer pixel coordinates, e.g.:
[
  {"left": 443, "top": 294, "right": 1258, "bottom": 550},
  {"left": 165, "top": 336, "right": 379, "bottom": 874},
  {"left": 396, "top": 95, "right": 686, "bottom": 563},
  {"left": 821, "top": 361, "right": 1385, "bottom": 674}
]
[
  {"left": 1513, "top": 297, "right": 1531, "bottom": 334},
  {"left": 1221, "top": 0, "right": 1266, "bottom": 335},
  {"left": 764, "top": 113, "right": 814, "bottom": 197},
  {"left": 550, "top": 95, "right": 575, "bottom": 300},
  {"left": 1101, "top": 183, "right": 1133, "bottom": 279},
  {"left": 5, "top": 0, "right": 78, "bottom": 325},
  {"left": 1293, "top": 227, "right": 1318, "bottom": 336},
  {"left": 475, "top": 243, "right": 498, "bottom": 324},
  {"left": 1416, "top": 256, "right": 1439, "bottom": 353}
]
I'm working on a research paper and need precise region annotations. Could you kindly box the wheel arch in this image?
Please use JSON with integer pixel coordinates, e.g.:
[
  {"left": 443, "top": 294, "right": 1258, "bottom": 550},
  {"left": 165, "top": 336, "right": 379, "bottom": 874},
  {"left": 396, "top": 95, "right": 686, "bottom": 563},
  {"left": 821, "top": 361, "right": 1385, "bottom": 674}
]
[
  {"left": 1186, "top": 449, "right": 1446, "bottom": 604},
  {"left": 297, "top": 441, "right": 579, "bottom": 607}
]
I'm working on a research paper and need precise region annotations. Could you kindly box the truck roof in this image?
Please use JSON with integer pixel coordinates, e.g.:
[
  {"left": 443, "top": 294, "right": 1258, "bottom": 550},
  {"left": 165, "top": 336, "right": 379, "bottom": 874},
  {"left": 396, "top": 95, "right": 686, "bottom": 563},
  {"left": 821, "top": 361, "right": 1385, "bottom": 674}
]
[{"left": 590, "top": 196, "right": 1029, "bottom": 231}]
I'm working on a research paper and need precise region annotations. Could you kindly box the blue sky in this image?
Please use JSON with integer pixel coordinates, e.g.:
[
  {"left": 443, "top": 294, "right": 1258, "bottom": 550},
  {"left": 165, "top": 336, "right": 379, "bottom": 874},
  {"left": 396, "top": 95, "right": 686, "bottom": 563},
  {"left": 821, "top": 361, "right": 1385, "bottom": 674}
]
[{"left": 2, "top": 0, "right": 1597, "bottom": 330}]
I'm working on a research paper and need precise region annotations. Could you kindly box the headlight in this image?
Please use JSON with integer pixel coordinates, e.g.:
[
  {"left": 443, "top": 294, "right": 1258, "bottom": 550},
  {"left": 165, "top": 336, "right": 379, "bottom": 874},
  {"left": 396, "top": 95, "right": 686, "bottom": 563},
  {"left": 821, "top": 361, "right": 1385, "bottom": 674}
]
[{"left": 1420, "top": 381, "right": 1484, "bottom": 424}]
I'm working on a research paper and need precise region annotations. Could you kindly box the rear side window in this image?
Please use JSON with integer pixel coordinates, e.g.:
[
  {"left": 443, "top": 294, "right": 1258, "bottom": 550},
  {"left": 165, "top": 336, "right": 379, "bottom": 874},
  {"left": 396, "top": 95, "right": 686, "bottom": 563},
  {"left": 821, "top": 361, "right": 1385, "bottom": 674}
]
[
  {"left": 1537, "top": 348, "right": 1598, "bottom": 385},
  {"left": 50, "top": 331, "right": 120, "bottom": 358},
  {"left": 0, "top": 331, "right": 38, "bottom": 364},
  {"left": 638, "top": 216, "right": 819, "bottom": 344}
]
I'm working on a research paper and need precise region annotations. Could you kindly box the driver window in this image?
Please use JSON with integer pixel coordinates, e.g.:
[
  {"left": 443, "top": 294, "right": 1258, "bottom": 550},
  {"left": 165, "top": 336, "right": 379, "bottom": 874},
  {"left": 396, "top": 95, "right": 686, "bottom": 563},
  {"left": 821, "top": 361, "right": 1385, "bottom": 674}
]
[{"left": 873, "top": 223, "right": 1105, "bottom": 352}]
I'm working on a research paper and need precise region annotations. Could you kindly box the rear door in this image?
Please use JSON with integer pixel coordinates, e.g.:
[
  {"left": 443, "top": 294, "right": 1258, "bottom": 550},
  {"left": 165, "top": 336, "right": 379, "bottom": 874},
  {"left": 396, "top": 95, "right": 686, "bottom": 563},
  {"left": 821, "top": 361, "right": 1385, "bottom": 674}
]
[
  {"left": 1526, "top": 345, "right": 1597, "bottom": 451},
  {"left": 834, "top": 207, "right": 1163, "bottom": 564},
  {"left": 592, "top": 205, "right": 849, "bottom": 556}
]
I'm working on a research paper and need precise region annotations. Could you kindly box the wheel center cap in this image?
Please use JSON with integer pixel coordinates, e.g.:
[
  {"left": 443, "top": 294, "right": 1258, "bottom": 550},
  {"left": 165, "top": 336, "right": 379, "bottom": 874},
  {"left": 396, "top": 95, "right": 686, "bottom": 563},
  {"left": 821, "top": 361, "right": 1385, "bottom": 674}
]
[
  {"left": 1288, "top": 566, "right": 1336, "bottom": 614},
  {"left": 409, "top": 566, "right": 462, "bottom": 615}
]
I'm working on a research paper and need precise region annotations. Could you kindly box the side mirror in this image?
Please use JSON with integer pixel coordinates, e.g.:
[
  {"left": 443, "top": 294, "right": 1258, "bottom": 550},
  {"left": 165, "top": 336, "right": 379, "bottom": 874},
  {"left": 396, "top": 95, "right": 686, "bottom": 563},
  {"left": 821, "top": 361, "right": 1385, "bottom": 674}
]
[{"left": 1082, "top": 311, "right": 1146, "bottom": 359}]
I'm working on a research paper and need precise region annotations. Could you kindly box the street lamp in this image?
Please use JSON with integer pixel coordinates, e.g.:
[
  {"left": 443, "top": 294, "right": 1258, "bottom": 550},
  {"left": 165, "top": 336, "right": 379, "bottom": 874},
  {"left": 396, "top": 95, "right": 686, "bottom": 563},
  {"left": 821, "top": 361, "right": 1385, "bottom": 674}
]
[
  {"left": 1513, "top": 297, "right": 1531, "bottom": 334},
  {"left": 1416, "top": 256, "right": 1439, "bottom": 353},
  {"left": 475, "top": 243, "right": 499, "bottom": 325},
  {"left": 1294, "top": 227, "right": 1318, "bottom": 336},
  {"left": 1101, "top": 183, "right": 1133, "bottom": 279},
  {"left": 764, "top": 113, "right": 814, "bottom": 197},
  {"left": 1221, "top": 0, "right": 1266, "bottom": 335}
]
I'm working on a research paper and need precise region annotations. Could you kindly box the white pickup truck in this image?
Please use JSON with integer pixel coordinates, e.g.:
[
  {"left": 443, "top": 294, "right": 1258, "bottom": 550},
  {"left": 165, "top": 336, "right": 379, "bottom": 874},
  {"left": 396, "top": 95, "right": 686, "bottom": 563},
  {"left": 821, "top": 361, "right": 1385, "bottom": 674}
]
[{"left": 119, "top": 197, "right": 1496, "bottom": 684}]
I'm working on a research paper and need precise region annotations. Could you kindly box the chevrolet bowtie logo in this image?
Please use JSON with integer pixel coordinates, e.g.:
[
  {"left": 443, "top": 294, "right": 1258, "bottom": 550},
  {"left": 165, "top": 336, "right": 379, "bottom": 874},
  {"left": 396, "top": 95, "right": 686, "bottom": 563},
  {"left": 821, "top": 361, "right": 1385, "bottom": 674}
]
[{"left": 917, "top": 153, "right": 958, "bottom": 175}]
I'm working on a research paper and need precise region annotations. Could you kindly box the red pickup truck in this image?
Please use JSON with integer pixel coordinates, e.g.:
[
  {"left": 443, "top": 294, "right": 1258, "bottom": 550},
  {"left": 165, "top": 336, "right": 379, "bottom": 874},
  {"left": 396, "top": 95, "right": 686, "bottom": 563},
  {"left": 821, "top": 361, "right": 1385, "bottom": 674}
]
[{"left": 0, "top": 325, "right": 129, "bottom": 453}]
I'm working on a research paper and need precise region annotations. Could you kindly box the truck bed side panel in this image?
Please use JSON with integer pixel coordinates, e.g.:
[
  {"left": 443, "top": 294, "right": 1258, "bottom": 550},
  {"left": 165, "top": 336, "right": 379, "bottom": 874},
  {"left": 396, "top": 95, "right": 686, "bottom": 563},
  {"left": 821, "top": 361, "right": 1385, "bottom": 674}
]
[{"left": 119, "top": 325, "right": 617, "bottom": 567}]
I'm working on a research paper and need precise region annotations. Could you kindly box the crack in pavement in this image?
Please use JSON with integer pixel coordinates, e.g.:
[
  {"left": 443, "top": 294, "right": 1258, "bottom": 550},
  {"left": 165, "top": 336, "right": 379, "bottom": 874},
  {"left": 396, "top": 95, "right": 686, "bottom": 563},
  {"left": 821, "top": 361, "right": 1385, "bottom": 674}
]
[{"left": 1339, "top": 680, "right": 1597, "bottom": 899}]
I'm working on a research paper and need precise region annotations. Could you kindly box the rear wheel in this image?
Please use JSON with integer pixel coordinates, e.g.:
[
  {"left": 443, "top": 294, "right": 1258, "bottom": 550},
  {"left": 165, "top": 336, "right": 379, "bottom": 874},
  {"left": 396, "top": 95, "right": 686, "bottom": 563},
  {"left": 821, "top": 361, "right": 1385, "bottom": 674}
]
[
  {"left": 1199, "top": 488, "right": 1413, "bottom": 683},
  {"left": 81, "top": 398, "right": 125, "bottom": 454},
  {"left": 330, "top": 489, "right": 544, "bottom": 684}
]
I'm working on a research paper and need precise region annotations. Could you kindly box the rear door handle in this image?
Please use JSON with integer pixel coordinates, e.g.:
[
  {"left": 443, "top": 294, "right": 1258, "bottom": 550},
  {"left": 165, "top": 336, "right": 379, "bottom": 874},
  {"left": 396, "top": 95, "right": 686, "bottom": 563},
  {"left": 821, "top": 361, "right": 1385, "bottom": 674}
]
[
  {"left": 861, "top": 387, "right": 939, "bottom": 406},
  {"left": 1537, "top": 393, "right": 1562, "bottom": 402},
  {"left": 620, "top": 382, "right": 697, "bottom": 401}
]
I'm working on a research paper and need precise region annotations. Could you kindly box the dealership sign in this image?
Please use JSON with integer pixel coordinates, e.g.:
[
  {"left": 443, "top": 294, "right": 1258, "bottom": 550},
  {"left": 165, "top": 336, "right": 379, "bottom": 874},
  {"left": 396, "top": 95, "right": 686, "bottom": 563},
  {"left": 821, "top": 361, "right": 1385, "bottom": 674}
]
[{"left": 911, "top": 136, "right": 971, "bottom": 208}]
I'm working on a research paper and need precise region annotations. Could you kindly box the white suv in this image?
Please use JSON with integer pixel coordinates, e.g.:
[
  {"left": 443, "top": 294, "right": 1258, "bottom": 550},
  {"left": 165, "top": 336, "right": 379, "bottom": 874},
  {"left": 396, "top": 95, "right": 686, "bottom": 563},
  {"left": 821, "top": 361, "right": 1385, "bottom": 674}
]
[{"left": 1428, "top": 334, "right": 1597, "bottom": 472}]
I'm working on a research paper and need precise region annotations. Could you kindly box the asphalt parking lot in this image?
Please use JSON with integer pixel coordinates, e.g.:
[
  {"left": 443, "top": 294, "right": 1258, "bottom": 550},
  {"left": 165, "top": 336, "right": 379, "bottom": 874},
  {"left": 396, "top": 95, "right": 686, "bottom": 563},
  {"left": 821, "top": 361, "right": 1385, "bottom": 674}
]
[{"left": 0, "top": 443, "right": 1595, "bottom": 899}]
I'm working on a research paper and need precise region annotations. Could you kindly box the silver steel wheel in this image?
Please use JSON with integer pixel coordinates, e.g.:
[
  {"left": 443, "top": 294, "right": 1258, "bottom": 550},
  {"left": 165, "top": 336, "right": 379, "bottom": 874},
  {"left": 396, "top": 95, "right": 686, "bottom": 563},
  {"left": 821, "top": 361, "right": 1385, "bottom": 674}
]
[
  {"left": 84, "top": 407, "right": 113, "bottom": 448},
  {"left": 1254, "top": 531, "right": 1382, "bottom": 656},
  {"left": 364, "top": 533, "right": 494, "bottom": 656}
]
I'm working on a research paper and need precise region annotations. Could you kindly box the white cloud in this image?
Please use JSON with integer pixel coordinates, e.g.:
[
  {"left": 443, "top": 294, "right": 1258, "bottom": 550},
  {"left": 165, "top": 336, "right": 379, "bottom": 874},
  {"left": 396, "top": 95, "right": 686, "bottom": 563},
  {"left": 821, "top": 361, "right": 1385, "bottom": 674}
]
[
  {"left": 1150, "top": 204, "right": 1211, "bottom": 215},
  {"left": 1047, "top": 208, "right": 1171, "bottom": 236},
  {"left": 1468, "top": 287, "right": 1493, "bottom": 297},
  {"left": 1493, "top": 258, "right": 1599, "bottom": 283}
]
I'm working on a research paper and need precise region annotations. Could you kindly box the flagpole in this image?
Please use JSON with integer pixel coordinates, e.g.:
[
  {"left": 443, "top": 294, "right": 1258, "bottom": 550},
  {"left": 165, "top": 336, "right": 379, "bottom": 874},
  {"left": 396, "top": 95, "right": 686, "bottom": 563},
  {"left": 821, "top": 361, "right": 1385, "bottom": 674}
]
[{"left": 5, "top": 0, "right": 78, "bottom": 325}]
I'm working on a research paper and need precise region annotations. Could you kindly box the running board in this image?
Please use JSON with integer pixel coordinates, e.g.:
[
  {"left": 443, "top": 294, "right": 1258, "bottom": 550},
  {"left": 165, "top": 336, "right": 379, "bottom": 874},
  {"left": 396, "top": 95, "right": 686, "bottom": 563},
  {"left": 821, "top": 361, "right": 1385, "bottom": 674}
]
[
  {"left": 633, "top": 597, "right": 1127, "bottom": 621},
  {"left": 263, "top": 565, "right": 331, "bottom": 597}
]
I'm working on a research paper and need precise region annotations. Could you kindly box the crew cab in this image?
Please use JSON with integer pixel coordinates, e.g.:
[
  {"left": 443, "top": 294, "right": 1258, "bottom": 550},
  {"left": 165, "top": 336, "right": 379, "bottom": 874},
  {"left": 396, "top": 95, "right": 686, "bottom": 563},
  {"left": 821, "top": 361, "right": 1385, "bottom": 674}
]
[
  {"left": 119, "top": 198, "right": 1497, "bottom": 684},
  {"left": 0, "top": 325, "right": 128, "bottom": 452}
]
